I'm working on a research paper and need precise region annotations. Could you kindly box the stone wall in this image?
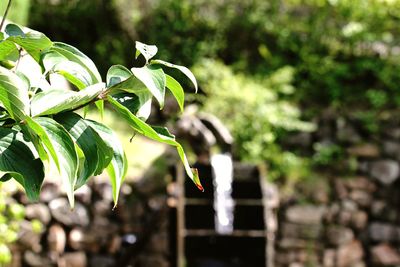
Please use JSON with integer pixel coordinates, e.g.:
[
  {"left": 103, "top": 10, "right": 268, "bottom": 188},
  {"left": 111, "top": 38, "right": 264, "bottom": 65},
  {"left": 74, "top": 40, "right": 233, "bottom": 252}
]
[
  {"left": 6, "top": 109, "right": 400, "bottom": 267},
  {"left": 275, "top": 111, "right": 400, "bottom": 267},
  {"left": 6, "top": 177, "right": 170, "bottom": 267}
]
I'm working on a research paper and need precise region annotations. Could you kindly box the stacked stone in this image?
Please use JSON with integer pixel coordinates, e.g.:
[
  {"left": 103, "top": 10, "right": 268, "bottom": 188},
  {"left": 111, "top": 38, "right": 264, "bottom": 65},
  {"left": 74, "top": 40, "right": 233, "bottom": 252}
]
[
  {"left": 275, "top": 113, "right": 400, "bottom": 267},
  {"left": 7, "top": 179, "right": 170, "bottom": 267}
]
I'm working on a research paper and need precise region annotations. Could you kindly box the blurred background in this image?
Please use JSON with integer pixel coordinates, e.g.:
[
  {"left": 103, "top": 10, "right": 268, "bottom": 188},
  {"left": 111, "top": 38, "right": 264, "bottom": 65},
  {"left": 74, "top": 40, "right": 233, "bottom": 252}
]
[{"left": 2, "top": 0, "right": 400, "bottom": 266}]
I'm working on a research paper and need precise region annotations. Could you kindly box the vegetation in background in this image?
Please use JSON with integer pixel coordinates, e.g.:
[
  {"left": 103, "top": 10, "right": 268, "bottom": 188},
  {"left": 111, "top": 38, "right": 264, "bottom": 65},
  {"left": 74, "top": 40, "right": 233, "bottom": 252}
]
[
  {"left": 28, "top": 0, "right": 132, "bottom": 75},
  {"left": 194, "top": 59, "right": 314, "bottom": 181},
  {"left": 0, "top": 184, "right": 40, "bottom": 265},
  {"left": 0, "top": 0, "right": 30, "bottom": 25},
  {"left": 28, "top": 0, "right": 400, "bottom": 109},
  {"left": 7, "top": 0, "right": 399, "bottom": 187}
]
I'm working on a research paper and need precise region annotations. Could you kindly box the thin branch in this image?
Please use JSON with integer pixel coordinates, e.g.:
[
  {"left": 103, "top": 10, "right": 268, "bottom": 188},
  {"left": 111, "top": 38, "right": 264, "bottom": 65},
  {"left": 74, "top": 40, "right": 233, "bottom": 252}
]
[
  {"left": 68, "top": 93, "right": 106, "bottom": 113},
  {"left": 13, "top": 48, "right": 22, "bottom": 72},
  {"left": 0, "top": 0, "right": 13, "bottom": 31}
]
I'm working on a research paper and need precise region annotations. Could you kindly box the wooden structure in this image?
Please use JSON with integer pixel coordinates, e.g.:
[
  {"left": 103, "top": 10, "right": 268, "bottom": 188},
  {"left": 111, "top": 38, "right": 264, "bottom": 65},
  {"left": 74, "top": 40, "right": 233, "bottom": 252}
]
[{"left": 169, "top": 162, "right": 277, "bottom": 267}]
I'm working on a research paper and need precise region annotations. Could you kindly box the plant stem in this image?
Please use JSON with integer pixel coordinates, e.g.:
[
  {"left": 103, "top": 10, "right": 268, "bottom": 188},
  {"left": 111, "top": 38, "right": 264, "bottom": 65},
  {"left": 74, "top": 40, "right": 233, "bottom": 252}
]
[
  {"left": 14, "top": 48, "right": 22, "bottom": 72},
  {"left": 0, "top": 0, "right": 13, "bottom": 31}
]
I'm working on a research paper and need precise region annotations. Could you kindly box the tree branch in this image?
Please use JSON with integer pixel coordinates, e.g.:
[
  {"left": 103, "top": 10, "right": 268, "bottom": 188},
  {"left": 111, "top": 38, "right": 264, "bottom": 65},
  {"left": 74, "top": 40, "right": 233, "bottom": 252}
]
[{"left": 0, "top": 0, "right": 13, "bottom": 31}]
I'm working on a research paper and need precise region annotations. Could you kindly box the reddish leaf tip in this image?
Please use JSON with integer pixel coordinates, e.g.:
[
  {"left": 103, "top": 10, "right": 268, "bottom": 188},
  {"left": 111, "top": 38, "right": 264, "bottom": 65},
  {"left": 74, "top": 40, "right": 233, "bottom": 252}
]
[
  {"left": 191, "top": 168, "right": 204, "bottom": 192},
  {"left": 196, "top": 183, "right": 204, "bottom": 192}
]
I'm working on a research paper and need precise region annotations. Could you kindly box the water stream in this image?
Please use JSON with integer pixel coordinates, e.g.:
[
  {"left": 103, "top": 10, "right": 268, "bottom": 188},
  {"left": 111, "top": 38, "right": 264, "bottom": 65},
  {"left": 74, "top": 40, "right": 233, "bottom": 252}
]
[{"left": 211, "top": 153, "right": 234, "bottom": 234}]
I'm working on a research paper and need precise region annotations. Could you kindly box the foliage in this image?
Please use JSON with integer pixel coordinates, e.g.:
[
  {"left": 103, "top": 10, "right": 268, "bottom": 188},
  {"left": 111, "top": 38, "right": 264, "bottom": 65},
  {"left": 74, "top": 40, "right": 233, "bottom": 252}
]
[
  {"left": 0, "top": 185, "right": 31, "bottom": 265},
  {"left": 194, "top": 59, "right": 314, "bottom": 180},
  {"left": 0, "top": 22, "right": 201, "bottom": 208},
  {"left": 27, "top": 0, "right": 400, "bottom": 109},
  {"left": 23, "top": 0, "right": 400, "bottom": 181},
  {"left": 312, "top": 142, "right": 344, "bottom": 166},
  {"left": 265, "top": 0, "right": 400, "bottom": 109},
  {"left": 132, "top": 0, "right": 400, "bottom": 110}
]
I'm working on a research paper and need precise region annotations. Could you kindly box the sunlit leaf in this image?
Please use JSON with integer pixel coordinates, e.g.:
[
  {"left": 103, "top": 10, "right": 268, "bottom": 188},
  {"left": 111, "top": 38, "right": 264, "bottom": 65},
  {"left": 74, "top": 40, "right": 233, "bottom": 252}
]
[
  {"left": 135, "top": 41, "right": 158, "bottom": 63},
  {"left": 34, "top": 117, "right": 79, "bottom": 207},
  {"left": 106, "top": 65, "right": 131, "bottom": 87},
  {"left": 51, "top": 42, "right": 102, "bottom": 83},
  {"left": 86, "top": 120, "right": 127, "bottom": 207},
  {"left": 166, "top": 74, "right": 184, "bottom": 112},
  {"left": 151, "top": 59, "right": 198, "bottom": 92},
  {"left": 131, "top": 65, "right": 166, "bottom": 108},
  {"left": 110, "top": 92, "right": 152, "bottom": 121},
  {"left": 0, "top": 66, "right": 30, "bottom": 120},
  {"left": 30, "top": 82, "right": 105, "bottom": 117},
  {"left": 25, "top": 117, "right": 61, "bottom": 171},
  {"left": 55, "top": 112, "right": 113, "bottom": 189},
  {"left": 5, "top": 24, "right": 52, "bottom": 62},
  {"left": 42, "top": 51, "right": 93, "bottom": 89},
  {"left": 0, "top": 40, "right": 18, "bottom": 62},
  {"left": 108, "top": 96, "right": 203, "bottom": 191}
]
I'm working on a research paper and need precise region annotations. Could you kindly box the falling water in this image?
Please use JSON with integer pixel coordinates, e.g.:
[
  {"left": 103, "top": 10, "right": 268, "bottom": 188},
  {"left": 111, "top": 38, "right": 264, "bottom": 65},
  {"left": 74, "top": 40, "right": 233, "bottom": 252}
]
[{"left": 211, "top": 153, "right": 234, "bottom": 234}]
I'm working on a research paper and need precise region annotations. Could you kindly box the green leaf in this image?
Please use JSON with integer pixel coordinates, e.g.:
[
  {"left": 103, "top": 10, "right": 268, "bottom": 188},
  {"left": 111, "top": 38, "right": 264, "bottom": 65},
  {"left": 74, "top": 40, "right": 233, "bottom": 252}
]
[
  {"left": 135, "top": 41, "right": 158, "bottom": 63},
  {"left": 48, "top": 44, "right": 103, "bottom": 116},
  {"left": 74, "top": 142, "right": 86, "bottom": 188},
  {"left": 165, "top": 74, "right": 184, "bottom": 112},
  {"left": 95, "top": 100, "right": 104, "bottom": 119},
  {"left": 55, "top": 112, "right": 113, "bottom": 189},
  {"left": 108, "top": 96, "right": 203, "bottom": 191},
  {"left": 0, "top": 66, "right": 30, "bottom": 120},
  {"left": 34, "top": 117, "right": 79, "bottom": 207},
  {"left": 110, "top": 92, "right": 152, "bottom": 121},
  {"left": 108, "top": 73, "right": 146, "bottom": 94},
  {"left": 131, "top": 65, "right": 166, "bottom": 108},
  {"left": 5, "top": 24, "right": 52, "bottom": 62},
  {"left": 16, "top": 71, "right": 31, "bottom": 91},
  {"left": 5, "top": 24, "right": 25, "bottom": 36},
  {"left": 106, "top": 65, "right": 132, "bottom": 87},
  {"left": 51, "top": 42, "right": 102, "bottom": 84},
  {"left": 25, "top": 117, "right": 61, "bottom": 171},
  {"left": 0, "top": 127, "right": 44, "bottom": 201},
  {"left": 42, "top": 51, "right": 93, "bottom": 89},
  {"left": 136, "top": 93, "right": 152, "bottom": 121},
  {"left": 86, "top": 120, "right": 127, "bottom": 207},
  {"left": 30, "top": 82, "right": 105, "bottom": 117},
  {"left": 20, "top": 123, "right": 49, "bottom": 166},
  {"left": 0, "top": 40, "right": 19, "bottom": 62},
  {"left": 110, "top": 93, "right": 141, "bottom": 114},
  {"left": 151, "top": 59, "right": 198, "bottom": 92}
]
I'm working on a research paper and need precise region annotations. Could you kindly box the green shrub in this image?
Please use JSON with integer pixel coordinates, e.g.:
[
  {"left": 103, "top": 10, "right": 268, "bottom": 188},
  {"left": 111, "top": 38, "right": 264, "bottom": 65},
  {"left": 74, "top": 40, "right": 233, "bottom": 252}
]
[
  {"left": 0, "top": 185, "right": 28, "bottom": 265},
  {"left": 194, "top": 59, "right": 314, "bottom": 180},
  {"left": 28, "top": 0, "right": 400, "bottom": 109},
  {"left": 134, "top": 0, "right": 400, "bottom": 109}
]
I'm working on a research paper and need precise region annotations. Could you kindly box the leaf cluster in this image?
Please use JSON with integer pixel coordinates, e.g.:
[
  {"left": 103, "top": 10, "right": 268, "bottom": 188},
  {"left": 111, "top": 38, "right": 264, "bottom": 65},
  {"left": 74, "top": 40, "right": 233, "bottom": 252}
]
[{"left": 0, "top": 24, "right": 200, "bottom": 207}]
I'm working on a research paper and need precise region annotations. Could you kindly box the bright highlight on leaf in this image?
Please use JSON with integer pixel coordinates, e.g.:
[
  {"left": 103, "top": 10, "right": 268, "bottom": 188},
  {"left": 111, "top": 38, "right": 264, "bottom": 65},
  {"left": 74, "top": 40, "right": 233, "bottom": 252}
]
[
  {"left": 165, "top": 74, "right": 185, "bottom": 112},
  {"left": 0, "top": 23, "right": 201, "bottom": 207},
  {"left": 151, "top": 59, "right": 198, "bottom": 93},
  {"left": 135, "top": 41, "right": 158, "bottom": 63},
  {"left": 30, "top": 83, "right": 105, "bottom": 117},
  {"left": 0, "top": 66, "right": 30, "bottom": 121},
  {"left": 87, "top": 120, "right": 127, "bottom": 207},
  {"left": 107, "top": 96, "right": 202, "bottom": 190}
]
